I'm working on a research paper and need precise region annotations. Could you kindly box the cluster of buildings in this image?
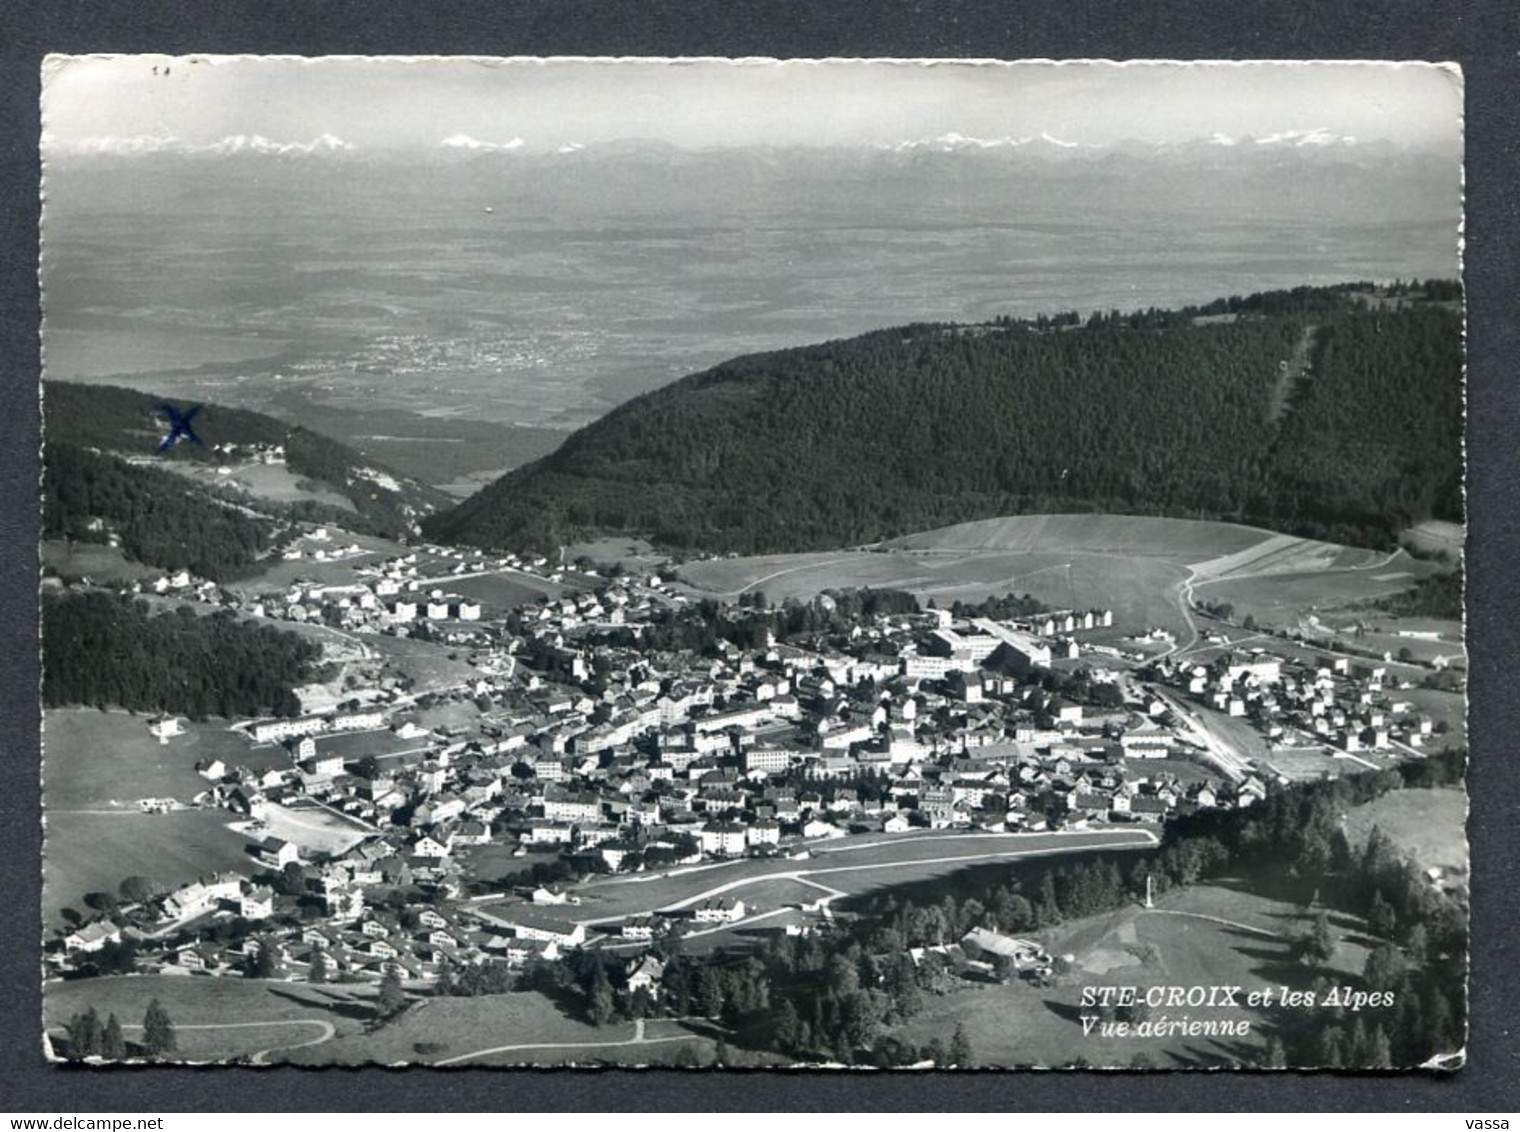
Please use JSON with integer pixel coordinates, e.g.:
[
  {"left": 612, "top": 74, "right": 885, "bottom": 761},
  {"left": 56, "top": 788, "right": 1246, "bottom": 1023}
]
[
  {"left": 58, "top": 557, "right": 1284, "bottom": 986},
  {"left": 1154, "top": 649, "right": 1442, "bottom": 755}
]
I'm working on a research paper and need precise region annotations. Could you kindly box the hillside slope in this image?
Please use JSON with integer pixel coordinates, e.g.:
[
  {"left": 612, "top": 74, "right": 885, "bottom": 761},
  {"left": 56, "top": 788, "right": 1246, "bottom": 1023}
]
[
  {"left": 425, "top": 283, "right": 1463, "bottom": 555},
  {"left": 45, "top": 382, "right": 447, "bottom": 545}
]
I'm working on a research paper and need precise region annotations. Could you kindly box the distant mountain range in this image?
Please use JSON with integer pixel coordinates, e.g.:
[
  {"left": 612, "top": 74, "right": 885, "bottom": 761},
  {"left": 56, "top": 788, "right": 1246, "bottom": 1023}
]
[
  {"left": 45, "top": 129, "right": 1458, "bottom": 228},
  {"left": 45, "top": 128, "right": 1422, "bottom": 161},
  {"left": 422, "top": 283, "right": 1464, "bottom": 557}
]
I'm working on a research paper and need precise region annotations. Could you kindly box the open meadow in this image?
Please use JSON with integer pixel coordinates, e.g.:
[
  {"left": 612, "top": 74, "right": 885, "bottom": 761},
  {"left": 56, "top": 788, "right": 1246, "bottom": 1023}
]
[
  {"left": 363, "top": 633, "right": 482, "bottom": 694},
  {"left": 44, "top": 975, "right": 373, "bottom": 1063},
  {"left": 161, "top": 459, "right": 355, "bottom": 512},
  {"left": 1342, "top": 786, "right": 1468, "bottom": 880},
  {"left": 42, "top": 540, "right": 161, "bottom": 586},
  {"left": 44, "top": 707, "right": 283, "bottom": 811},
  {"left": 279, "top": 988, "right": 723, "bottom": 1067},
  {"left": 447, "top": 570, "right": 567, "bottom": 613},
  {"left": 44, "top": 809, "right": 257, "bottom": 929},
  {"left": 677, "top": 515, "right": 1428, "bottom": 643}
]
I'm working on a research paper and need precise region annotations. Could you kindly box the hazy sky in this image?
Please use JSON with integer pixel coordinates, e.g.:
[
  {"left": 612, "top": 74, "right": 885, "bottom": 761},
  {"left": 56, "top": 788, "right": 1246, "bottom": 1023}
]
[{"left": 42, "top": 56, "right": 1463, "bottom": 152}]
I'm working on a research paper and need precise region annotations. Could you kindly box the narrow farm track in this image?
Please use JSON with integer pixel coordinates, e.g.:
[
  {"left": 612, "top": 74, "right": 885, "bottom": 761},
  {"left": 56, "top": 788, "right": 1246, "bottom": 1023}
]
[
  {"left": 1139, "top": 908, "right": 1287, "bottom": 940},
  {"left": 118, "top": 1019, "right": 337, "bottom": 1065},
  {"left": 433, "top": 1018, "right": 696, "bottom": 1066}
]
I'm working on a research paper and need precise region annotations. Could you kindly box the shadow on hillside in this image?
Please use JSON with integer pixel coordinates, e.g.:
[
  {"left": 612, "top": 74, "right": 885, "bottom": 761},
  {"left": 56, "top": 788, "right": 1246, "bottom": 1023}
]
[{"left": 267, "top": 984, "right": 375, "bottom": 1023}]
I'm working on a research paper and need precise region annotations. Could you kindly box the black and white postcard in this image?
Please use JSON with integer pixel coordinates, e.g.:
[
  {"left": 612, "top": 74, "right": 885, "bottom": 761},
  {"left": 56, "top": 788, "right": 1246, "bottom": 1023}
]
[{"left": 38, "top": 56, "right": 1466, "bottom": 1070}]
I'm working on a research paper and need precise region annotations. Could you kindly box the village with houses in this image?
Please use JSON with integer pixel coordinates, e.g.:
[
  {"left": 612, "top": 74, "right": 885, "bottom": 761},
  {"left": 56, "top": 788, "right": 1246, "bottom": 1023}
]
[{"left": 47, "top": 517, "right": 1461, "bottom": 1013}]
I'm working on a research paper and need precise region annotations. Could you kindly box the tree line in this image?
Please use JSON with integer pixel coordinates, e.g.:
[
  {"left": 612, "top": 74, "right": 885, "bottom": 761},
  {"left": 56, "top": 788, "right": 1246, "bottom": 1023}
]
[
  {"left": 541, "top": 747, "right": 1464, "bottom": 1067},
  {"left": 44, "top": 381, "right": 443, "bottom": 542},
  {"left": 45, "top": 442, "right": 278, "bottom": 582},
  {"left": 427, "top": 284, "right": 1462, "bottom": 556},
  {"left": 59, "top": 998, "right": 176, "bottom": 1061},
  {"left": 43, "top": 590, "right": 322, "bottom": 718}
]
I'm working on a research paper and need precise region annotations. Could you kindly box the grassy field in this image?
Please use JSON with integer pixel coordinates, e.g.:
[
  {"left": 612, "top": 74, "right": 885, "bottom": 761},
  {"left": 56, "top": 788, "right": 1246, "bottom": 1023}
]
[
  {"left": 502, "top": 829, "right": 1156, "bottom": 927},
  {"left": 42, "top": 540, "right": 161, "bottom": 585},
  {"left": 1195, "top": 557, "right": 1443, "bottom": 631},
  {"left": 1342, "top": 786, "right": 1468, "bottom": 880},
  {"left": 890, "top": 881, "right": 1374, "bottom": 1068},
  {"left": 44, "top": 809, "right": 258, "bottom": 928},
  {"left": 233, "top": 530, "right": 407, "bottom": 596},
  {"left": 364, "top": 633, "right": 481, "bottom": 694},
  {"left": 162, "top": 460, "right": 354, "bottom": 512},
  {"left": 1119, "top": 757, "right": 1216, "bottom": 785},
  {"left": 280, "top": 988, "right": 718, "bottom": 1067},
  {"left": 1401, "top": 520, "right": 1463, "bottom": 561},
  {"left": 682, "top": 546, "right": 1194, "bottom": 634},
  {"left": 565, "top": 537, "right": 667, "bottom": 574},
  {"left": 677, "top": 514, "right": 1418, "bottom": 642},
  {"left": 447, "top": 571, "right": 564, "bottom": 613},
  {"left": 44, "top": 975, "right": 373, "bottom": 1063},
  {"left": 44, "top": 707, "right": 278, "bottom": 811},
  {"left": 890, "top": 515, "right": 1269, "bottom": 558},
  {"left": 1397, "top": 688, "right": 1467, "bottom": 746}
]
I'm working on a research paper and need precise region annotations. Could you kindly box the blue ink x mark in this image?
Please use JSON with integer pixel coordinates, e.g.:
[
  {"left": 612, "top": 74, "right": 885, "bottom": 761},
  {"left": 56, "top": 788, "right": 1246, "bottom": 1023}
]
[{"left": 156, "top": 403, "right": 205, "bottom": 454}]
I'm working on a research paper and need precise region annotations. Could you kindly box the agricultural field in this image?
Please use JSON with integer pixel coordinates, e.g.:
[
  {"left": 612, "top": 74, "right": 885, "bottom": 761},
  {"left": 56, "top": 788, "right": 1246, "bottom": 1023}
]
[
  {"left": 1257, "top": 746, "right": 1376, "bottom": 783},
  {"left": 42, "top": 540, "right": 161, "bottom": 586},
  {"left": 890, "top": 882, "right": 1375, "bottom": 1068},
  {"left": 1309, "top": 615, "right": 1466, "bottom": 669},
  {"left": 681, "top": 545, "right": 1192, "bottom": 634},
  {"left": 161, "top": 459, "right": 355, "bottom": 512},
  {"left": 565, "top": 536, "right": 668, "bottom": 575},
  {"left": 44, "top": 809, "right": 257, "bottom": 929},
  {"left": 44, "top": 707, "right": 276, "bottom": 811},
  {"left": 677, "top": 514, "right": 1426, "bottom": 644},
  {"left": 279, "top": 988, "right": 716, "bottom": 1067},
  {"left": 446, "top": 570, "right": 565, "bottom": 613},
  {"left": 1194, "top": 557, "right": 1444, "bottom": 634},
  {"left": 1401, "top": 519, "right": 1463, "bottom": 561},
  {"left": 503, "top": 829, "right": 1157, "bottom": 928},
  {"left": 44, "top": 975, "right": 371, "bottom": 1064},
  {"left": 1342, "top": 786, "right": 1468, "bottom": 881}
]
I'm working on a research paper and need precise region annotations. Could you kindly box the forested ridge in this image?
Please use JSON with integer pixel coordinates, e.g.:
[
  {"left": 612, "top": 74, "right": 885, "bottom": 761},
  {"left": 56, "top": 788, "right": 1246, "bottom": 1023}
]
[
  {"left": 44, "top": 442, "right": 278, "bottom": 581},
  {"left": 427, "top": 282, "right": 1463, "bottom": 555},
  {"left": 44, "top": 381, "right": 445, "bottom": 539},
  {"left": 42, "top": 590, "right": 321, "bottom": 718}
]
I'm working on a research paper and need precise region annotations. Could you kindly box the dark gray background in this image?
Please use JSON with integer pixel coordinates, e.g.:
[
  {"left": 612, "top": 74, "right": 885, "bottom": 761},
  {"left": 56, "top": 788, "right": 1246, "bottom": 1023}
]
[{"left": 2, "top": 0, "right": 1515, "bottom": 1112}]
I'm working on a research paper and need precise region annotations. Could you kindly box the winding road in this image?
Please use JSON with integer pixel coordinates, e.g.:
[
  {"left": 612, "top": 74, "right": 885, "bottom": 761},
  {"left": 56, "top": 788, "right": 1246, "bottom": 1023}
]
[
  {"left": 477, "top": 829, "right": 1159, "bottom": 934},
  {"left": 120, "top": 1018, "right": 337, "bottom": 1065},
  {"left": 433, "top": 1017, "right": 696, "bottom": 1066}
]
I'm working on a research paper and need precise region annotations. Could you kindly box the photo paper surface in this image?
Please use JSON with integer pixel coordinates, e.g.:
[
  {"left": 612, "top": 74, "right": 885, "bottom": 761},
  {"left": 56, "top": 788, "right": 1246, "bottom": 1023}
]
[{"left": 39, "top": 56, "right": 1466, "bottom": 1069}]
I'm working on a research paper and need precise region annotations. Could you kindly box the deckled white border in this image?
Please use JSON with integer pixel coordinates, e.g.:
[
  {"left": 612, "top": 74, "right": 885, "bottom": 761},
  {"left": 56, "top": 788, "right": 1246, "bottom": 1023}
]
[{"left": 36, "top": 55, "right": 1467, "bottom": 1070}]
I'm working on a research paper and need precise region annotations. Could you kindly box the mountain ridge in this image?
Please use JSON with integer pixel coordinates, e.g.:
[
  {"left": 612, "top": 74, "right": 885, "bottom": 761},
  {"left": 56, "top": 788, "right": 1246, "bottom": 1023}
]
[{"left": 423, "top": 282, "right": 1463, "bottom": 557}]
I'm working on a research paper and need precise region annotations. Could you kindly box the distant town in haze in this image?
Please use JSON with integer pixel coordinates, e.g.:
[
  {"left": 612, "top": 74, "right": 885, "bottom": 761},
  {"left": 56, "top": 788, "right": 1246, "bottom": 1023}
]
[{"left": 39, "top": 58, "right": 1466, "bottom": 1070}]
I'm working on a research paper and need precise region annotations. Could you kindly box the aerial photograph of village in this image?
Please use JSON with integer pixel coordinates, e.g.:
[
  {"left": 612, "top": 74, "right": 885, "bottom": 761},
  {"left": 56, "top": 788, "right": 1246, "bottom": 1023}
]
[{"left": 38, "top": 57, "right": 1465, "bottom": 1069}]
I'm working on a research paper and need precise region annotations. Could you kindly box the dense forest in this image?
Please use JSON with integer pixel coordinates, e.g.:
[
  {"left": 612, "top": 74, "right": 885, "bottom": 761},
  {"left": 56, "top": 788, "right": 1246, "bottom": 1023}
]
[
  {"left": 44, "top": 443, "right": 278, "bottom": 581},
  {"left": 1363, "top": 571, "right": 1464, "bottom": 620},
  {"left": 43, "top": 381, "right": 445, "bottom": 539},
  {"left": 427, "top": 283, "right": 1463, "bottom": 555},
  {"left": 42, "top": 590, "right": 321, "bottom": 718},
  {"left": 536, "top": 749, "right": 1465, "bottom": 1068}
]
